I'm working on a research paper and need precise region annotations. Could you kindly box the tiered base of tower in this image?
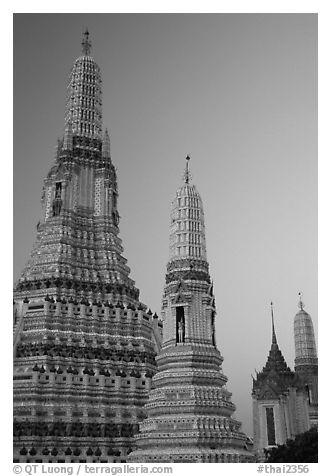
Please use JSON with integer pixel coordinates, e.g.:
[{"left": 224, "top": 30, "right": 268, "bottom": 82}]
[
  {"left": 129, "top": 344, "right": 254, "bottom": 463},
  {"left": 13, "top": 289, "right": 162, "bottom": 463}
]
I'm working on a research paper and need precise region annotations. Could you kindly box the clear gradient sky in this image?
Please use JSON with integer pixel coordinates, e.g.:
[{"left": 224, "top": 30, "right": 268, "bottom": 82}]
[{"left": 13, "top": 13, "right": 317, "bottom": 436}]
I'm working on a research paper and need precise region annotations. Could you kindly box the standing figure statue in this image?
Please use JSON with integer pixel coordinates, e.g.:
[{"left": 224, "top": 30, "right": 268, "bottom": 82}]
[{"left": 178, "top": 317, "right": 185, "bottom": 343}]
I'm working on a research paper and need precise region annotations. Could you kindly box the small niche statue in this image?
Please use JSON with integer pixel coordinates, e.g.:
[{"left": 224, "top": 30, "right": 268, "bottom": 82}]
[
  {"left": 177, "top": 317, "right": 185, "bottom": 343},
  {"left": 55, "top": 182, "right": 62, "bottom": 199}
]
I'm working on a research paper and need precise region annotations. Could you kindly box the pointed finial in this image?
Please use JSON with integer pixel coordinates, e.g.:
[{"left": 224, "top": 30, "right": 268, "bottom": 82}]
[
  {"left": 184, "top": 155, "right": 192, "bottom": 184},
  {"left": 270, "top": 301, "right": 277, "bottom": 345},
  {"left": 82, "top": 28, "right": 92, "bottom": 56},
  {"left": 298, "top": 292, "right": 305, "bottom": 310}
]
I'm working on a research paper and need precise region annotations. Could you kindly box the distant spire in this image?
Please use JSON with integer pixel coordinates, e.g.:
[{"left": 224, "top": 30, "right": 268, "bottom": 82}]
[
  {"left": 298, "top": 292, "right": 305, "bottom": 311},
  {"left": 270, "top": 301, "right": 277, "bottom": 345},
  {"left": 82, "top": 28, "right": 92, "bottom": 56},
  {"left": 294, "top": 292, "right": 318, "bottom": 369},
  {"left": 184, "top": 155, "right": 192, "bottom": 184}
]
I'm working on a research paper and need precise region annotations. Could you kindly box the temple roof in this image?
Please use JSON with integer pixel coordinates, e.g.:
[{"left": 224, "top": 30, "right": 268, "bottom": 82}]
[{"left": 252, "top": 304, "right": 303, "bottom": 398}]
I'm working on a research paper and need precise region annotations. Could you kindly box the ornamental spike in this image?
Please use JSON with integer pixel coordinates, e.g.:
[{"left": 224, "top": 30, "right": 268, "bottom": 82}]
[
  {"left": 183, "top": 155, "right": 192, "bottom": 184},
  {"left": 298, "top": 292, "right": 305, "bottom": 311},
  {"left": 81, "top": 28, "right": 92, "bottom": 56},
  {"left": 271, "top": 301, "right": 277, "bottom": 345}
]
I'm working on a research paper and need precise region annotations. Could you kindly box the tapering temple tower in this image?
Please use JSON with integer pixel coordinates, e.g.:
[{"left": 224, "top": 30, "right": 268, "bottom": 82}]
[
  {"left": 252, "top": 303, "right": 309, "bottom": 461},
  {"left": 294, "top": 294, "right": 318, "bottom": 426},
  {"left": 13, "top": 30, "right": 162, "bottom": 463},
  {"left": 128, "top": 157, "right": 253, "bottom": 463}
]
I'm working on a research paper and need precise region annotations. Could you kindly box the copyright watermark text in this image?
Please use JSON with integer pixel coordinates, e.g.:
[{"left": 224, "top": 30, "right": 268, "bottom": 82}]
[{"left": 13, "top": 464, "right": 173, "bottom": 476}]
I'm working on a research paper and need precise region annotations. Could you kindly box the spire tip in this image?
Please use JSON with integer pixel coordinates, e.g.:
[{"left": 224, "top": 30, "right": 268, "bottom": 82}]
[
  {"left": 298, "top": 292, "right": 305, "bottom": 310},
  {"left": 270, "top": 301, "right": 277, "bottom": 345},
  {"left": 184, "top": 155, "right": 192, "bottom": 184},
  {"left": 82, "top": 28, "right": 92, "bottom": 56}
]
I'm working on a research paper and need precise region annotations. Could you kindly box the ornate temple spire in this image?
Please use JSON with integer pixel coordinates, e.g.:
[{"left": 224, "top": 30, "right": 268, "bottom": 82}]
[
  {"left": 128, "top": 155, "right": 254, "bottom": 463},
  {"left": 294, "top": 293, "right": 318, "bottom": 368},
  {"left": 14, "top": 29, "right": 161, "bottom": 464},
  {"left": 257, "top": 303, "right": 292, "bottom": 375},
  {"left": 169, "top": 156, "right": 207, "bottom": 262},
  {"left": 81, "top": 28, "right": 92, "bottom": 56},
  {"left": 293, "top": 294, "right": 318, "bottom": 426},
  {"left": 16, "top": 30, "right": 136, "bottom": 293},
  {"left": 65, "top": 29, "right": 102, "bottom": 139},
  {"left": 271, "top": 301, "right": 277, "bottom": 345}
]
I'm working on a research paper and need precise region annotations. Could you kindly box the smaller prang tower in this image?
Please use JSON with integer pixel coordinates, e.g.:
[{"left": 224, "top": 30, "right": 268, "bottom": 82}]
[
  {"left": 294, "top": 293, "right": 318, "bottom": 426},
  {"left": 129, "top": 157, "right": 254, "bottom": 463},
  {"left": 252, "top": 303, "right": 310, "bottom": 461}
]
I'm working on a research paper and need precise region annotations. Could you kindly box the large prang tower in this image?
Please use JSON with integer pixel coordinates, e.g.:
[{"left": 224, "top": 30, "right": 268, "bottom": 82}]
[
  {"left": 128, "top": 158, "right": 254, "bottom": 463},
  {"left": 13, "top": 31, "right": 162, "bottom": 463}
]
